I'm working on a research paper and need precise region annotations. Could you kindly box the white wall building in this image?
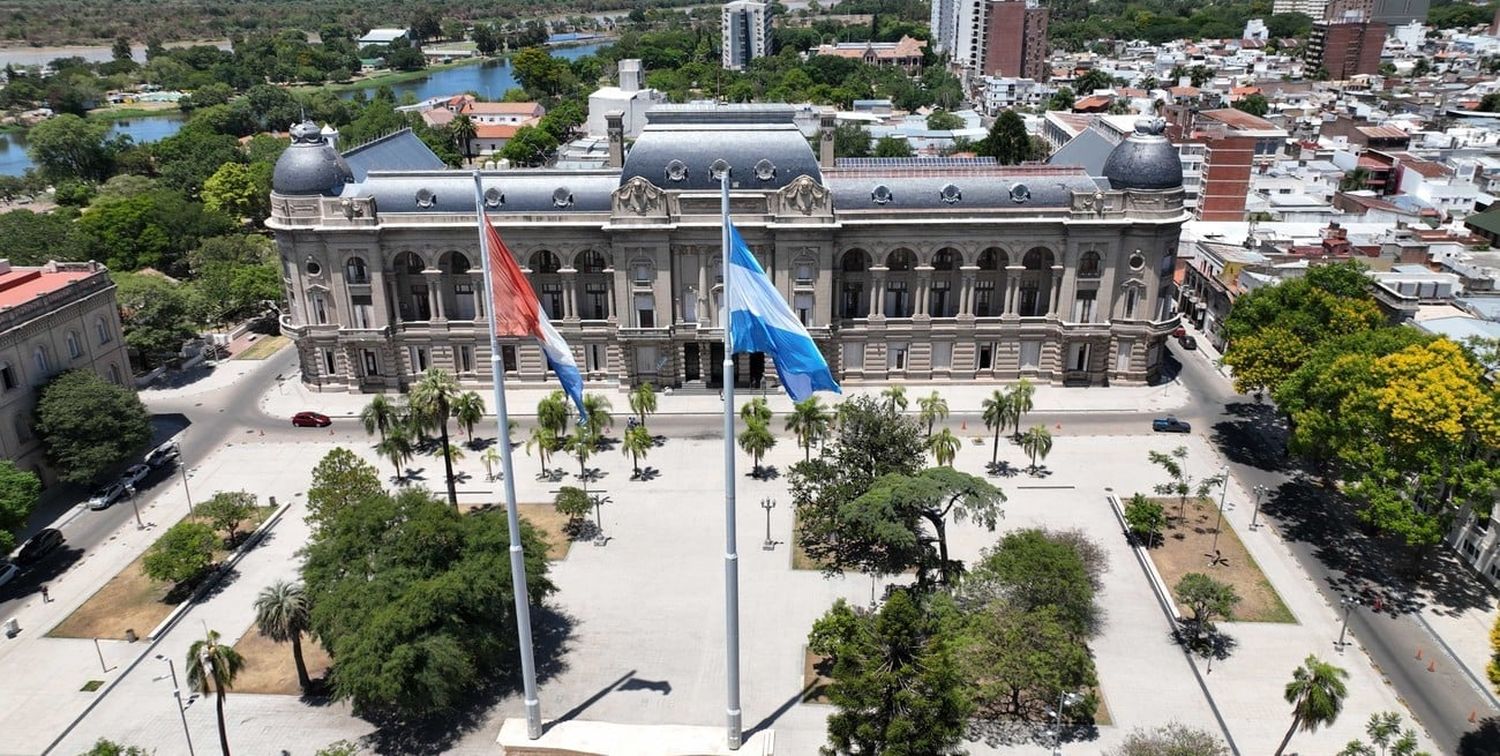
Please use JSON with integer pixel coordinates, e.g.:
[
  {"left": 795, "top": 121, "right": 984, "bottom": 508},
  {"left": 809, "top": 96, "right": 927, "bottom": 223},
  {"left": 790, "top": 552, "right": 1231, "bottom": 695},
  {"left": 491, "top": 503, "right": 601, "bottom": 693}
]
[
  {"left": 586, "top": 59, "right": 667, "bottom": 138},
  {"left": 981, "top": 77, "right": 1045, "bottom": 113},
  {"left": 722, "top": 0, "right": 771, "bottom": 71}
]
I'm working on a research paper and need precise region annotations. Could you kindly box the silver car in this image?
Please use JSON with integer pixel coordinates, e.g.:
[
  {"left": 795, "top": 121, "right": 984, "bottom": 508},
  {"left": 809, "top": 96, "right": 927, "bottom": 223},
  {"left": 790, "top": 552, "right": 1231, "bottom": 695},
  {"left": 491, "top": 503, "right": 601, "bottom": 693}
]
[{"left": 87, "top": 482, "right": 128, "bottom": 511}]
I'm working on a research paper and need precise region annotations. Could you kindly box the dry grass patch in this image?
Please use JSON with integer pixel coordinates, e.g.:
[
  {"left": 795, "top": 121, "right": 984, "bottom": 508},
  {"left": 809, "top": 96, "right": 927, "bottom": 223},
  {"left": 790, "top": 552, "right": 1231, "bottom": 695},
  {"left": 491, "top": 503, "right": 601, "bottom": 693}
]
[
  {"left": 1148, "top": 497, "right": 1295, "bottom": 624},
  {"left": 791, "top": 510, "right": 833, "bottom": 572},
  {"left": 460, "top": 501, "right": 572, "bottom": 560},
  {"left": 801, "top": 648, "right": 833, "bottom": 704},
  {"left": 231, "top": 626, "right": 333, "bottom": 695},
  {"left": 233, "top": 335, "right": 289, "bottom": 360}
]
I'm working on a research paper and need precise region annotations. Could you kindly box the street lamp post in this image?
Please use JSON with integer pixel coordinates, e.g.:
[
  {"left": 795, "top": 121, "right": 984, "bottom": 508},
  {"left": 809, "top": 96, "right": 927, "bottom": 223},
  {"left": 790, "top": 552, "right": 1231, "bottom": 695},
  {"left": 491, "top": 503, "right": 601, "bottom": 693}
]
[
  {"left": 1207, "top": 467, "right": 1229, "bottom": 565},
  {"left": 1250, "top": 484, "right": 1267, "bottom": 531},
  {"left": 156, "top": 654, "right": 196, "bottom": 756},
  {"left": 591, "top": 493, "right": 610, "bottom": 546},
  {"left": 126, "top": 485, "right": 144, "bottom": 530},
  {"left": 1336, "top": 596, "right": 1352, "bottom": 651},
  {"left": 1052, "top": 690, "right": 1081, "bottom": 755},
  {"left": 761, "top": 498, "right": 776, "bottom": 550}
]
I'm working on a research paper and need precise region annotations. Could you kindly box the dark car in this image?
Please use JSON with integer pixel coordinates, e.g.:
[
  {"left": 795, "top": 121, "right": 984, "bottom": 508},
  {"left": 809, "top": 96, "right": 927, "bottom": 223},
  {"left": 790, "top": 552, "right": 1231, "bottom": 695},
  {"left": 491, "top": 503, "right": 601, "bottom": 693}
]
[
  {"left": 292, "top": 411, "right": 332, "bottom": 428},
  {"left": 1179, "top": 334, "right": 1197, "bottom": 350},
  {"left": 145, "top": 441, "right": 180, "bottom": 469},
  {"left": 15, "top": 528, "right": 63, "bottom": 566},
  {"left": 1152, "top": 417, "right": 1192, "bottom": 433}
]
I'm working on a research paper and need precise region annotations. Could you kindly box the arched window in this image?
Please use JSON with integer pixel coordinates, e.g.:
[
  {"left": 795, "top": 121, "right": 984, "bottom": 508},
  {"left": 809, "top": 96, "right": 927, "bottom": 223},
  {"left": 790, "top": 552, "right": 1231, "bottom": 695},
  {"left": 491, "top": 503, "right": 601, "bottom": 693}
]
[
  {"left": 931, "top": 248, "right": 959, "bottom": 271},
  {"left": 1078, "top": 251, "right": 1102, "bottom": 279},
  {"left": 530, "top": 250, "right": 561, "bottom": 274},
  {"left": 33, "top": 346, "right": 48, "bottom": 376},
  {"left": 14, "top": 414, "right": 31, "bottom": 443},
  {"left": 66, "top": 331, "right": 81, "bottom": 360},
  {"left": 883, "top": 249, "right": 917, "bottom": 317},
  {"left": 109, "top": 363, "right": 123, "bottom": 385},
  {"left": 576, "top": 250, "right": 612, "bottom": 320},
  {"left": 440, "top": 251, "right": 471, "bottom": 274},
  {"left": 394, "top": 252, "right": 424, "bottom": 275},
  {"left": 1023, "top": 248, "right": 1054, "bottom": 270},
  {"left": 885, "top": 249, "right": 916, "bottom": 271},
  {"left": 345, "top": 256, "right": 369, "bottom": 284},
  {"left": 96, "top": 317, "right": 112, "bottom": 345},
  {"left": 841, "top": 250, "right": 870, "bottom": 272},
  {"left": 576, "top": 249, "right": 609, "bottom": 274},
  {"left": 529, "top": 251, "right": 564, "bottom": 318}
]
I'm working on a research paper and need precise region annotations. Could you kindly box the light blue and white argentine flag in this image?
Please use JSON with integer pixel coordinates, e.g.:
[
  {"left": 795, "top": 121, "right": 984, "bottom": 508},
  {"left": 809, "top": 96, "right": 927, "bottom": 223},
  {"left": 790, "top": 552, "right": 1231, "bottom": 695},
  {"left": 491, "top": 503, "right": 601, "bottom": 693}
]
[{"left": 726, "top": 222, "right": 841, "bottom": 402}]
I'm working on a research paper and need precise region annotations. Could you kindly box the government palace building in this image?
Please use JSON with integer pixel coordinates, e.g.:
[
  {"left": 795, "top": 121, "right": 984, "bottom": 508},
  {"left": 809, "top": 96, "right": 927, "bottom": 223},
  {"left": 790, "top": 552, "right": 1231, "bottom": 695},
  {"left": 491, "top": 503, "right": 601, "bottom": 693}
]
[{"left": 267, "top": 104, "right": 1186, "bottom": 393}]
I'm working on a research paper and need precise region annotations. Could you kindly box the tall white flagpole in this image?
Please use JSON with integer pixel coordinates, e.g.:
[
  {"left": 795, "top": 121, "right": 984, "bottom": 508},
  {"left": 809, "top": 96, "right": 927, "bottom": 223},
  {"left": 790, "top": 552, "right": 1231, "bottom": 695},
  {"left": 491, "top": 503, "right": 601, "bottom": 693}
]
[
  {"left": 720, "top": 164, "right": 743, "bottom": 750},
  {"left": 473, "top": 171, "right": 544, "bottom": 740}
]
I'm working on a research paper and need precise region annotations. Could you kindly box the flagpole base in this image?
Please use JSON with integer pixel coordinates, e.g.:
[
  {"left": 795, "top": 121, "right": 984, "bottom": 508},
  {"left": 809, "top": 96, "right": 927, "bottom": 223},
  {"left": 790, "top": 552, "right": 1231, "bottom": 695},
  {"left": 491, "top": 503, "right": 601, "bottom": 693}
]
[
  {"left": 727, "top": 709, "right": 742, "bottom": 750},
  {"left": 525, "top": 699, "right": 543, "bottom": 739}
]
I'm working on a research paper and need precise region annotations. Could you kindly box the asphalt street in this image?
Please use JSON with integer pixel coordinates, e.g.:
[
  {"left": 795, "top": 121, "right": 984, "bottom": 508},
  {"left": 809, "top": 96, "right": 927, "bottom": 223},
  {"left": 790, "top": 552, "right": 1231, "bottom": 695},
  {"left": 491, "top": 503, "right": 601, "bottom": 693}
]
[{"left": 5, "top": 341, "right": 1498, "bottom": 753}]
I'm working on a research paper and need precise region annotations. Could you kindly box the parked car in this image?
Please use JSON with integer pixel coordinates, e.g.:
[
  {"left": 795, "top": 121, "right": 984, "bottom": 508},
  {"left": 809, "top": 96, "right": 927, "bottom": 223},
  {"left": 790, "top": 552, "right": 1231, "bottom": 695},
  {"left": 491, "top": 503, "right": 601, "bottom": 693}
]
[
  {"left": 292, "top": 411, "right": 332, "bottom": 428},
  {"left": 1178, "top": 334, "right": 1197, "bottom": 350},
  {"left": 1152, "top": 417, "right": 1192, "bottom": 433},
  {"left": 15, "top": 528, "right": 63, "bottom": 566},
  {"left": 0, "top": 561, "right": 17, "bottom": 589},
  {"left": 121, "top": 463, "right": 150, "bottom": 487},
  {"left": 145, "top": 442, "right": 180, "bottom": 469},
  {"left": 87, "top": 482, "right": 128, "bottom": 511}
]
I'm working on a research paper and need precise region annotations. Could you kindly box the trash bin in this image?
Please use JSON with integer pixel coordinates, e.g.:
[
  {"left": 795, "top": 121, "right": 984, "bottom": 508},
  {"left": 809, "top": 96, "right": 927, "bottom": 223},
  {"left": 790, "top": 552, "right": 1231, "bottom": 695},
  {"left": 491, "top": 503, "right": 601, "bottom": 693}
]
[
  {"left": 3, "top": 618, "right": 18, "bottom": 638},
  {"left": 124, "top": 628, "right": 138, "bottom": 643}
]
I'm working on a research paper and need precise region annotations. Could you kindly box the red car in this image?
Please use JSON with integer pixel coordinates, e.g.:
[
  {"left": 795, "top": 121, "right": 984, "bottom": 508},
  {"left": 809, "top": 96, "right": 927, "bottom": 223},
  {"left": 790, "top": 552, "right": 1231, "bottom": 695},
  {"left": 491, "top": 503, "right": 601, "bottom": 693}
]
[
  {"left": 1172, "top": 326, "right": 1187, "bottom": 339},
  {"left": 292, "top": 411, "right": 332, "bottom": 428}
]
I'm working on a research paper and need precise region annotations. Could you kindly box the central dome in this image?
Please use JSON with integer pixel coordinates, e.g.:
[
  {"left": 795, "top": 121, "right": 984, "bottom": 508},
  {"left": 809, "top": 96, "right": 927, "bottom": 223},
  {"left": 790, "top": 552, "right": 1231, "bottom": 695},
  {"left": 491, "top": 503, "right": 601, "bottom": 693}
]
[
  {"left": 272, "top": 120, "right": 353, "bottom": 196},
  {"left": 1102, "top": 117, "right": 1182, "bottom": 191}
]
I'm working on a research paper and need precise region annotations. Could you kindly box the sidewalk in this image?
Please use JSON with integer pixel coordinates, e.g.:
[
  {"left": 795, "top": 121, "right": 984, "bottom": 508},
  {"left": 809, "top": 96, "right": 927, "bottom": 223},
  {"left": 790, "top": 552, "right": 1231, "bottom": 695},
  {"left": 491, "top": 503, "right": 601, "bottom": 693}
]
[{"left": 261, "top": 371, "right": 1192, "bottom": 421}]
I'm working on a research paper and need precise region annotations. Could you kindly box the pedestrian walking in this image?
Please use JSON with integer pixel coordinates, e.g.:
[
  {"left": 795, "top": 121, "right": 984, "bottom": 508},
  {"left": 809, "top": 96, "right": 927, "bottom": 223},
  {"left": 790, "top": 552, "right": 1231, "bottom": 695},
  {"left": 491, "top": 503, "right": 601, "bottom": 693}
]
[{"left": 40, "top": 586, "right": 50, "bottom": 603}]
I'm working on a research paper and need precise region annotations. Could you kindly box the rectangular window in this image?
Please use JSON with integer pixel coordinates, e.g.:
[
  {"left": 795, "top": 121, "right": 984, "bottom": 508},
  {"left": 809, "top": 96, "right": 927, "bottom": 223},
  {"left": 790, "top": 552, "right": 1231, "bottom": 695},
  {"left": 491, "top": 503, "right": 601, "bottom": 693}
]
[
  {"left": 884, "top": 281, "right": 910, "bottom": 318},
  {"left": 795, "top": 292, "right": 814, "bottom": 325},
  {"left": 408, "top": 346, "right": 429, "bottom": 372},
  {"left": 452, "top": 283, "right": 476, "bottom": 320},
  {"left": 0, "top": 365, "right": 15, "bottom": 391},
  {"left": 1124, "top": 288, "right": 1138, "bottom": 319},
  {"left": 351, "top": 294, "right": 374, "bottom": 328},
  {"left": 1116, "top": 339, "right": 1134, "bottom": 371},
  {"left": 585, "top": 343, "right": 606, "bottom": 372},
  {"left": 1020, "top": 340, "right": 1041, "bottom": 369},
  {"left": 409, "top": 285, "right": 431, "bottom": 321},
  {"left": 1068, "top": 343, "right": 1090, "bottom": 372},
  {"left": 1074, "top": 289, "right": 1097, "bottom": 323},
  {"left": 930, "top": 280, "right": 952, "bottom": 317},
  {"left": 541, "top": 284, "right": 564, "bottom": 320},
  {"left": 322, "top": 349, "right": 337, "bottom": 375},
  {"left": 634, "top": 294, "right": 655, "bottom": 328},
  {"left": 584, "top": 283, "right": 608, "bottom": 320},
  {"left": 636, "top": 346, "right": 659, "bottom": 374},
  {"left": 888, "top": 343, "right": 908, "bottom": 371},
  {"left": 974, "top": 281, "right": 996, "bottom": 316},
  {"left": 1464, "top": 540, "right": 1480, "bottom": 558},
  {"left": 362, "top": 350, "right": 380, "bottom": 376},
  {"left": 931, "top": 341, "right": 952, "bottom": 369},
  {"left": 841, "top": 283, "right": 863, "bottom": 319},
  {"left": 457, "top": 345, "right": 474, "bottom": 373},
  {"left": 842, "top": 342, "right": 865, "bottom": 370},
  {"left": 502, "top": 345, "right": 518, "bottom": 373},
  {"left": 313, "top": 294, "right": 329, "bottom": 324},
  {"left": 978, "top": 343, "right": 994, "bottom": 370}
]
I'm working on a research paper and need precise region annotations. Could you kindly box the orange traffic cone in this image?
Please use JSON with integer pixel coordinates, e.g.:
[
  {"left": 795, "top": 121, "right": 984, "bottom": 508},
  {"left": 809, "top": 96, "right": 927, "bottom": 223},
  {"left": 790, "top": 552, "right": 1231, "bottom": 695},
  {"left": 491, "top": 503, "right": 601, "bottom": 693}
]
[
  {"left": 1470, "top": 710, "right": 1478, "bottom": 723},
  {"left": 1427, "top": 660, "right": 1436, "bottom": 673},
  {"left": 961, "top": 419, "right": 967, "bottom": 430},
  {"left": 1416, "top": 648, "right": 1423, "bottom": 660}
]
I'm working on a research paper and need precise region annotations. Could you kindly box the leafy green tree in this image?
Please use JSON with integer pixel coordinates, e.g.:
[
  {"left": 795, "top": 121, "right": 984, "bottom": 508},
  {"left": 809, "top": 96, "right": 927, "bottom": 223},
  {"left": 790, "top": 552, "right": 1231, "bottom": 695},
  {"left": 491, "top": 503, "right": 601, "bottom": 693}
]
[
  {"left": 511, "top": 46, "right": 573, "bottom": 97},
  {"left": 499, "top": 124, "right": 558, "bottom": 167},
  {"left": 979, "top": 110, "right": 1034, "bottom": 165},
  {"left": 26, "top": 114, "right": 112, "bottom": 182},
  {"left": 927, "top": 428, "right": 961, "bottom": 467},
  {"left": 376, "top": 424, "right": 415, "bottom": 480},
  {"left": 981, "top": 388, "right": 1011, "bottom": 464},
  {"left": 80, "top": 739, "right": 151, "bottom": 756},
  {"left": 1149, "top": 445, "right": 1225, "bottom": 520},
  {"left": 526, "top": 425, "right": 561, "bottom": 477},
  {"left": 622, "top": 424, "right": 652, "bottom": 476},
  {"left": 1233, "top": 93, "right": 1270, "bottom": 117},
  {"left": 1108, "top": 724, "right": 1230, "bottom": 756},
  {"left": 1276, "top": 655, "right": 1349, "bottom": 755},
  {"left": 853, "top": 467, "right": 1005, "bottom": 586},
  {"left": 411, "top": 368, "right": 463, "bottom": 508},
  {"left": 1009, "top": 378, "right": 1035, "bottom": 435},
  {"left": 35, "top": 370, "right": 151, "bottom": 485},
  {"left": 1048, "top": 86, "right": 1076, "bottom": 111},
  {"left": 833, "top": 123, "right": 872, "bottom": 159},
  {"left": 926, "top": 109, "right": 965, "bottom": 130},
  {"left": 359, "top": 395, "right": 399, "bottom": 443},
  {"left": 1336, "top": 712, "right": 1429, "bottom": 756},
  {"left": 152, "top": 127, "right": 246, "bottom": 198},
  {"left": 961, "top": 528, "right": 1100, "bottom": 636},
  {"left": 1074, "top": 68, "right": 1115, "bottom": 94},
  {"left": 874, "top": 135, "right": 913, "bottom": 157},
  {"left": 202, "top": 162, "right": 271, "bottom": 223},
  {"left": 80, "top": 189, "right": 234, "bottom": 274},
  {"left": 961, "top": 602, "right": 1098, "bottom": 721},
  {"left": 785, "top": 396, "right": 833, "bottom": 461},
  {"left": 0, "top": 462, "right": 41, "bottom": 556},
  {"left": 808, "top": 597, "right": 862, "bottom": 661},
  {"left": 536, "top": 390, "right": 570, "bottom": 435},
  {"left": 1174, "top": 572, "right": 1240, "bottom": 637},
  {"left": 737, "top": 418, "right": 776, "bottom": 476},
  {"left": 881, "top": 385, "right": 908, "bottom": 413},
  {"left": 916, "top": 391, "right": 948, "bottom": 436},
  {"left": 449, "top": 113, "right": 477, "bottom": 163},
  {"left": 113, "top": 272, "right": 197, "bottom": 368},
  {"left": 554, "top": 485, "right": 592, "bottom": 529},
  {"left": 314, "top": 741, "right": 360, "bottom": 756},
  {"left": 582, "top": 392, "right": 613, "bottom": 440},
  {"left": 143, "top": 521, "right": 218, "bottom": 584},
  {"left": 564, "top": 424, "right": 595, "bottom": 478},
  {"left": 305, "top": 448, "right": 383, "bottom": 532},
  {"left": 740, "top": 395, "right": 773, "bottom": 425},
  {"left": 1123, "top": 493, "right": 1165, "bottom": 547},
  {"left": 254, "top": 580, "right": 315, "bottom": 693},
  {"left": 1019, "top": 424, "right": 1052, "bottom": 472},
  {"left": 823, "top": 590, "right": 971, "bottom": 755},
  {"left": 200, "top": 490, "right": 257, "bottom": 544},
  {"left": 452, "top": 391, "right": 485, "bottom": 444},
  {"left": 301, "top": 487, "right": 555, "bottom": 716},
  {"left": 628, "top": 381, "right": 657, "bottom": 426},
  {"left": 187, "top": 628, "right": 244, "bottom": 756}
]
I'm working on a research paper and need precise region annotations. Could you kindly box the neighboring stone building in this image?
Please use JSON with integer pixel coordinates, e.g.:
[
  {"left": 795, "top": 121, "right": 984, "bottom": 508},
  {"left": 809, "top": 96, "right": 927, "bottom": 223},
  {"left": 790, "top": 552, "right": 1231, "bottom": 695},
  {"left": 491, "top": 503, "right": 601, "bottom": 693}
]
[
  {"left": 267, "top": 107, "right": 1186, "bottom": 394},
  {"left": 0, "top": 260, "right": 131, "bottom": 486}
]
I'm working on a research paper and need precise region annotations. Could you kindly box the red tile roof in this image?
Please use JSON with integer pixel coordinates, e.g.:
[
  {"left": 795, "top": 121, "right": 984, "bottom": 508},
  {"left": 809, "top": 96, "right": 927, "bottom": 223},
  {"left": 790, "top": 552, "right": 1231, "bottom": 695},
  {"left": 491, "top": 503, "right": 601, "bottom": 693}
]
[
  {"left": 462, "top": 102, "right": 544, "bottom": 116},
  {"left": 475, "top": 124, "right": 522, "bottom": 140},
  {"left": 0, "top": 268, "right": 93, "bottom": 310}
]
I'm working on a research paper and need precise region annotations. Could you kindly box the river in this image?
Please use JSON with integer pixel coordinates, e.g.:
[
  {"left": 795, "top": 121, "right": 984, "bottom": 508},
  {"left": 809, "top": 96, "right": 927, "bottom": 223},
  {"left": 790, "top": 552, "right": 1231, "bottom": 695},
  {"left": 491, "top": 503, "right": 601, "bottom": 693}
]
[{"left": 0, "top": 42, "right": 609, "bottom": 177}]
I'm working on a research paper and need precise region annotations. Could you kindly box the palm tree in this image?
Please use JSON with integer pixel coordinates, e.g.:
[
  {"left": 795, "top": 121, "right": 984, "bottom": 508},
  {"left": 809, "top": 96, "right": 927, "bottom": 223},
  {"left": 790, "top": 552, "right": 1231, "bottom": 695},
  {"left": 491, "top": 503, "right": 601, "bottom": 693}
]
[
  {"left": 481, "top": 446, "right": 501, "bottom": 481},
  {"left": 432, "top": 442, "right": 465, "bottom": 467},
  {"left": 927, "top": 428, "right": 960, "bottom": 467},
  {"left": 881, "top": 385, "right": 908, "bottom": 413},
  {"left": 622, "top": 423, "right": 652, "bottom": 477},
  {"left": 537, "top": 390, "right": 570, "bottom": 435},
  {"left": 526, "top": 426, "right": 560, "bottom": 478},
  {"left": 359, "top": 395, "right": 399, "bottom": 443},
  {"left": 564, "top": 424, "right": 594, "bottom": 479},
  {"left": 1009, "top": 378, "right": 1035, "bottom": 437},
  {"left": 411, "top": 368, "right": 462, "bottom": 508},
  {"left": 784, "top": 396, "right": 832, "bottom": 461},
  {"left": 187, "top": 629, "right": 244, "bottom": 756},
  {"left": 740, "top": 396, "right": 772, "bottom": 425},
  {"left": 253, "top": 581, "right": 313, "bottom": 694},
  {"left": 376, "top": 424, "right": 415, "bottom": 481},
  {"left": 451, "top": 113, "right": 477, "bottom": 164},
  {"left": 628, "top": 381, "right": 658, "bottom": 426},
  {"left": 582, "top": 393, "right": 613, "bottom": 440},
  {"left": 1276, "top": 655, "right": 1350, "bottom": 755},
  {"left": 451, "top": 391, "right": 485, "bottom": 445},
  {"left": 917, "top": 390, "right": 948, "bottom": 436},
  {"left": 1020, "top": 424, "right": 1053, "bottom": 472},
  {"left": 981, "top": 389, "right": 1010, "bottom": 465},
  {"left": 737, "top": 418, "right": 776, "bottom": 477}
]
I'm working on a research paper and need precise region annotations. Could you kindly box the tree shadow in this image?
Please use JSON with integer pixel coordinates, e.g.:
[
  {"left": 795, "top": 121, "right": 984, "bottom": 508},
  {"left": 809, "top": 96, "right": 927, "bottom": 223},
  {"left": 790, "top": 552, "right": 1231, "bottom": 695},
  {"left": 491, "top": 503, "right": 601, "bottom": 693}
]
[
  {"left": 650, "top": 434, "right": 668, "bottom": 447},
  {"left": 985, "top": 461, "right": 1019, "bottom": 478},
  {"left": 535, "top": 468, "right": 566, "bottom": 483},
  {"left": 967, "top": 717, "right": 1100, "bottom": 749},
  {"left": 1171, "top": 623, "right": 1240, "bottom": 661},
  {"left": 361, "top": 605, "right": 576, "bottom": 756},
  {"left": 1208, "top": 402, "right": 1292, "bottom": 473},
  {"left": 4, "top": 545, "right": 85, "bottom": 600},
  {"left": 575, "top": 467, "right": 606, "bottom": 482},
  {"left": 1457, "top": 716, "right": 1500, "bottom": 756},
  {"left": 467, "top": 437, "right": 495, "bottom": 451},
  {"left": 404, "top": 466, "right": 428, "bottom": 482},
  {"left": 144, "top": 363, "right": 218, "bottom": 390},
  {"left": 546, "top": 669, "right": 637, "bottom": 731},
  {"left": 748, "top": 465, "right": 780, "bottom": 481},
  {"left": 629, "top": 467, "right": 660, "bottom": 482},
  {"left": 1026, "top": 465, "right": 1052, "bottom": 478},
  {"left": 745, "top": 680, "right": 818, "bottom": 741}
]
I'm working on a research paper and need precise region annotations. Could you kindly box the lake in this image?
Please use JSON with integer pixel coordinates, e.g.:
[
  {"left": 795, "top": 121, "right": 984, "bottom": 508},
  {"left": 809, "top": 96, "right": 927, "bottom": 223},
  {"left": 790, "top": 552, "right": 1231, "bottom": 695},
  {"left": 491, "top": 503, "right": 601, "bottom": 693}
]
[
  {"left": 0, "top": 113, "right": 190, "bottom": 177},
  {"left": 0, "top": 42, "right": 609, "bottom": 177}
]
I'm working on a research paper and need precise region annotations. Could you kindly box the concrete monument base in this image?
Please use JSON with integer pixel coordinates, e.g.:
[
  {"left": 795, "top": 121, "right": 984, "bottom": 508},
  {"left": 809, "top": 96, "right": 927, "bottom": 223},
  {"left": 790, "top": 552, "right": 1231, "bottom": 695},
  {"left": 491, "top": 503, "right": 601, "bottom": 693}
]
[{"left": 496, "top": 718, "right": 774, "bottom": 755}]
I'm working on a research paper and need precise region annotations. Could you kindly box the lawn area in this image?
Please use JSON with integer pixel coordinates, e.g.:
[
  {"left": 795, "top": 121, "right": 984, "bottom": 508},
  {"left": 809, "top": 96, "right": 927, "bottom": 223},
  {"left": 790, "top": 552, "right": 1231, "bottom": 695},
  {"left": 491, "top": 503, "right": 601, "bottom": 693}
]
[
  {"left": 233, "top": 335, "right": 289, "bottom": 360},
  {"left": 460, "top": 501, "right": 572, "bottom": 560},
  {"left": 791, "top": 510, "right": 833, "bottom": 572},
  {"left": 1148, "top": 497, "right": 1295, "bottom": 623},
  {"left": 49, "top": 506, "right": 277, "bottom": 640},
  {"left": 231, "top": 626, "right": 333, "bottom": 695}
]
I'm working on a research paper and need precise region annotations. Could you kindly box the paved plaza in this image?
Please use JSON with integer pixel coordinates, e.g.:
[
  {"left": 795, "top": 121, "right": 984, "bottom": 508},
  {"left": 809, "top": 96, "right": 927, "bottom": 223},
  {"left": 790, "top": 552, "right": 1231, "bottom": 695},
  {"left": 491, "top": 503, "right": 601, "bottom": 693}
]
[{"left": 0, "top": 345, "right": 1469, "bottom": 755}]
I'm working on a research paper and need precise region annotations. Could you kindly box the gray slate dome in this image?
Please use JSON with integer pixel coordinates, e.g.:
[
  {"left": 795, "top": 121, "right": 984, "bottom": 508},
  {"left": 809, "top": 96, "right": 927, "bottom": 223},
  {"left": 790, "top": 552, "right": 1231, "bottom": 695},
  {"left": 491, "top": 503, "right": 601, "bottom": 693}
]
[
  {"left": 1101, "top": 117, "right": 1182, "bottom": 191},
  {"left": 272, "top": 121, "right": 353, "bottom": 196}
]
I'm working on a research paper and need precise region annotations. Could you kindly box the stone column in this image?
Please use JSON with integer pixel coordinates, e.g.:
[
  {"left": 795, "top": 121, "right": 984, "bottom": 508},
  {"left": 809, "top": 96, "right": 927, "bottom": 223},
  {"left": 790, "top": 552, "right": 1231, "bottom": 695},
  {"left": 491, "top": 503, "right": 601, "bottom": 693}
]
[
  {"left": 1049, "top": 265, "right": 1065, "bottom": 317},
  {"left": 958, "top": 265, "right": 979, "bottom": 317},
  {"left": 385, "top": 277, "right": 401, "bottom": 325},
  {"left": 1005, "top": 265, "right": 1024, "bottom": 316},
  {"left": 424, "top": 271, "right": 446, "bottom": 321},
  {"left": 472, "top": 272, "right": 486, "bottom": 320},
  {"left": 560, "top": 268, "right": 578, "bottom": 321},
  {"left": 869, "top": 267, "right": 888, "bottom": 318},
  {"left": 914, "top": 266, "right": 933, "bottom": 318},
  {"left": 603, "top": 267, "right": 617, "bottom": 321}
]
